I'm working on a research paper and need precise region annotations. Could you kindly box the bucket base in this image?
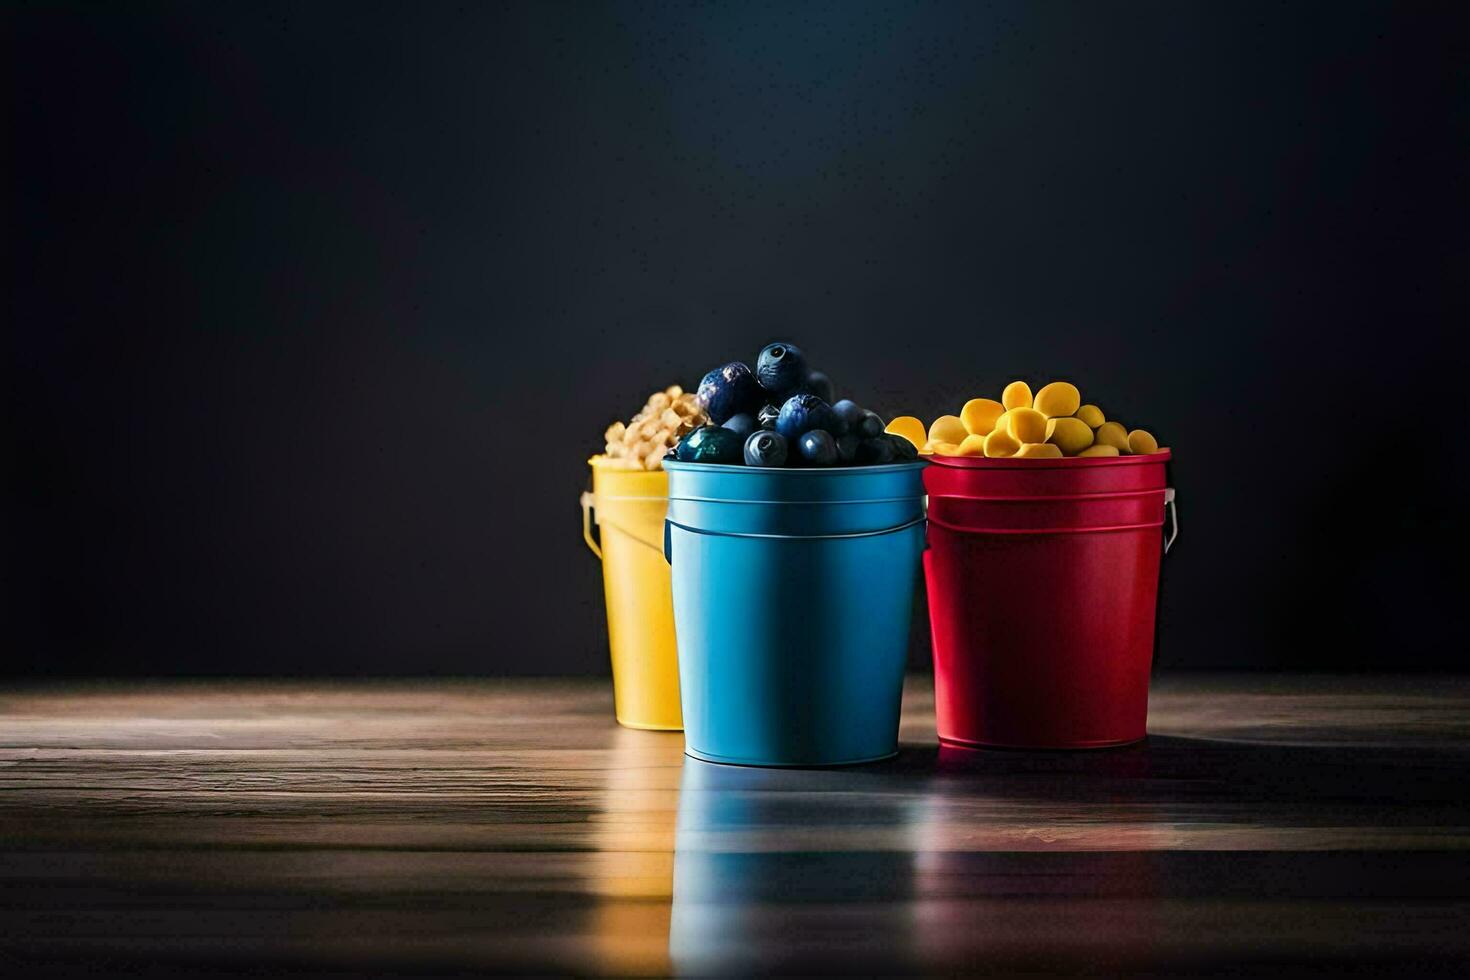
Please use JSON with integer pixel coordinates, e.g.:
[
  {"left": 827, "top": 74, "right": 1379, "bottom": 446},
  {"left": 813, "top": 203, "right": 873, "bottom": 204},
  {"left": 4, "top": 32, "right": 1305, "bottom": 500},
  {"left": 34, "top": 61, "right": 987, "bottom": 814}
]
[
  {"left": 617, "top": 718, "right": 683, "bottom": 732},
  {"left": 939, "top": 733, "right": 1146, "bottom": 752},
  {"left": 684, "top": 746, "right": 898, "bottom": 769}
]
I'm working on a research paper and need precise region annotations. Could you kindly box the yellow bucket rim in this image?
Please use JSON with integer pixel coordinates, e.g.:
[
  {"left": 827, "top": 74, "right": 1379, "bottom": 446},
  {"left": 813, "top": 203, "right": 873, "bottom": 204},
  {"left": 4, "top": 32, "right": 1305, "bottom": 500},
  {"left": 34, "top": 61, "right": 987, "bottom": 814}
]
[{"left": 588, "top": 454, "right": 670, "bottom": 489}]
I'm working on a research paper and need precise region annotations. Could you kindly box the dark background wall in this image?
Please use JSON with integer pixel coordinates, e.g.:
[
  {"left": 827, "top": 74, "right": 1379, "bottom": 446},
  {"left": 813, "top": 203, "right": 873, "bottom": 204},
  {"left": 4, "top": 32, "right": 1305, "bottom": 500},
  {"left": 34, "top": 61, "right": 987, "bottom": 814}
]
[{"left": 6, "top": 1, "right": 1466, "bottom": 676}]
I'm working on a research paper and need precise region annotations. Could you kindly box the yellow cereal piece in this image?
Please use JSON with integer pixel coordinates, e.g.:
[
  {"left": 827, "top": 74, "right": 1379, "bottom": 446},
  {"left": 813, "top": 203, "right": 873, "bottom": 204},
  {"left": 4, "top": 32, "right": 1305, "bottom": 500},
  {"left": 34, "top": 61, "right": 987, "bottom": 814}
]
[
  {"left": 1094, "top": 421, "right": 1130, "bottom": 452},
  {"left": 960, "top": 398, "right": 1005, "bottom": 435},
  {"left": 928, "top": 414, "right": 968, "bottom": 445},
  {"left": 957, "top": 434, "right": 989, "bottom": 456},
  {"left": 885, "top": 416, "right": 927, "bottom": 450},
  {"left": 1007, "top": 407, "right": 1048, "bottom": 444},
  {"left": 983, "top": 428, "right": 1020, "bottom": 457},
  {"left": 930, "top": 440, "right": 963, "bottom": 456},
  {"left": 1078, "top": 444, "right": 1120, "bottom": 458},
  {"left": 1045, "top": 416, "right": 1094, "bottom": 455},
  {"left": 1015, "top": 442, "right": 1062, "bottom": 458},
  {"left": 1076, "top": 404, "right": 1105, "bottom": 428},
  {"left": 1128, "top": 429, "right": 1160, "bottom": 454},
  {"left": 1033, "top": 381, "right": 1081, "bottom": 419},
  {"left": 1002, "top": 380, "right": 1033, "bottom": 410}
]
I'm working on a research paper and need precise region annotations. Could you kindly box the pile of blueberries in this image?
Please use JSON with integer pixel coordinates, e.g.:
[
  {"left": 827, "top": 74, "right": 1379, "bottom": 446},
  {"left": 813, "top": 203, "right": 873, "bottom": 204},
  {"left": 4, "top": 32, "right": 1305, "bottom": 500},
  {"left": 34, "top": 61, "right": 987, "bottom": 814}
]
[{"left": 671, "top": 343, "right": 920, "bottom": 467}]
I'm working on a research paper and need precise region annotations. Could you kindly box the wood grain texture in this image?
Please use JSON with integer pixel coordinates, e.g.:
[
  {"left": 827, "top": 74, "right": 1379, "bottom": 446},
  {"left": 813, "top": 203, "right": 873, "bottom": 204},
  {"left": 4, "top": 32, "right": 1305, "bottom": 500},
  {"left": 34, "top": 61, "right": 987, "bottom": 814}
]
[{"left": 2, "top": 675, "right": 1469, "bottom": 976}]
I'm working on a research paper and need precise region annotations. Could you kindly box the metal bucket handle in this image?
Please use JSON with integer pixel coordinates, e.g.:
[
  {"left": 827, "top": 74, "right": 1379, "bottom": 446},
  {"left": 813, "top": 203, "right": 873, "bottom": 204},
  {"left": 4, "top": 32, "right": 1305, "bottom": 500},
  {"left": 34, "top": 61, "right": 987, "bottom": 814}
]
[
  {"left": 580, "top": 491, "right": 602, "bottom": 560},
  {"left": 581, "top": 490, "right": 669, "bottom": 560},
  {"left": 1164, "top": 487, "right": 1179, "bottom": 554}
]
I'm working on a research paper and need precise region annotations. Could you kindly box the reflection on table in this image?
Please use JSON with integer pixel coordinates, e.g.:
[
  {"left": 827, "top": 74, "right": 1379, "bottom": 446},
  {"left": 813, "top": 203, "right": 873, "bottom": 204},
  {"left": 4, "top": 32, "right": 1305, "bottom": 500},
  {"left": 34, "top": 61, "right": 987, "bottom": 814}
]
[
  {"left": 671, "top": 756, "right": 927, "bottom": 973},
  {"left": 661, "top": 674, "right": 1470, "bottom": 974},
  {"left": 589, "top": 725, "right": 683, "bottom": 976},
  {"left": 2, "top": 676, "right": 1468, "bottom": 975}
]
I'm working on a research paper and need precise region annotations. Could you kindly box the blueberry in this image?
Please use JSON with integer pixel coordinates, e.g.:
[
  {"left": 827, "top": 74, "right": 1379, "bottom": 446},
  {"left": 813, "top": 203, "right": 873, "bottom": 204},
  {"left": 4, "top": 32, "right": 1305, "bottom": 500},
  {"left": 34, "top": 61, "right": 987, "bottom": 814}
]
[
  {"left": 832, "top": 399, "right": 866, "bottom": 432},
  {"left": 678, "top": 424, "right": 745, "bottom": 464},
  {"left": 803, "top": 370, "right": 834, "bottom": 404},
  {"left": 835, "top": 432, "right": 860, "bottom": 463},
  {"left": 827, "top": 398, "right": 867, "bottom": 437},
  {"left": 743, "top": 429, "right": 789, "bottom": 467},
  {"left": 776, "top": 393, "right": 838, "bottom": 441},
  {"left": 798, "top": 429, "right": 839, "bottom": 466},
  {"left": 774, "top": 394, "right": 831, "bottom": 439},
  {"left": 673, "top": 429, "right": 699, "bottom": 461},
  {"left": 886, "top": 433, "right": 920, "bottom": 461},
  {"left": 723, "top": 412, "right": 758, "bottom": 440},
  {"left": 755, "top": 342, "right": 808, "bottom": 399},
  {"left": 855, "top": 436, "right": 895, "bottom": 465},
  {"left": 856, "top": 410, "right": 884, "bottom": 439},
  {"left": 756, "top": 403, "right": 781, "bottom": 430},
  {"left": 696, "top": 361, "right": 763, "bottom": 425}
]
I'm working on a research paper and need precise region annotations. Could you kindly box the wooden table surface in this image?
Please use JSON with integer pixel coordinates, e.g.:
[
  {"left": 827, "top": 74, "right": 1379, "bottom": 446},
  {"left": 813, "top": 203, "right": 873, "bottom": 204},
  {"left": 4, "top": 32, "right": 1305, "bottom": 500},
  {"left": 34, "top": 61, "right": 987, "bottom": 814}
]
[{"left": 3, "top": 675, "right": 1469, "bottom": 977}]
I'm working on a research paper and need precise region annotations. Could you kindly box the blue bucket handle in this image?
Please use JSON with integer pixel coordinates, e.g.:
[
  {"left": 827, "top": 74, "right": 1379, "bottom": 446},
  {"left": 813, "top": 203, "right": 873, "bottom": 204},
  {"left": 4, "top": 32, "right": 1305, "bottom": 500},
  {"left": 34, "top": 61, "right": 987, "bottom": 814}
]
[{"left": 664, "top": 515, "right": 927, "bottom": 565}]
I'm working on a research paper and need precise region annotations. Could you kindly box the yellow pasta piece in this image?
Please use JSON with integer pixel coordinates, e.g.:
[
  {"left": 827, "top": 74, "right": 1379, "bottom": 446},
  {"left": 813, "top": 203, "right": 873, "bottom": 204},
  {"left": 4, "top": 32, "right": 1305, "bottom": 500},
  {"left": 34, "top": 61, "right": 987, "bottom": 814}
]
[
  {"left": 1128, "top": 429, "right": 1159, "bottom": 454},
  {"left": 1015, "top": 442, "right": 1062, "bottom": 458},
  {"left": 1045, "top": 416, "right": 1094, "bottom": 455},
  {"left": 1002, "top": 380, "right": 1033, "bottom": 410},
  {"left": 885, "top": 416, "right": 927, "bottom": 450},
  {"left": 1007, "top": 407, "right": 1048, "bottom": 444},
  {"left": 917, "top": 384, "right": 1161, "bottom": 463},
  {"left": 960, "top": 398, "right": 1004, "bottom": 435},
  {"left": 1094, "top": 421, "right": 1130, "bottom": 452},
  {"left": 983, "top": 428, "right": 1020, "bottom": 457},
  {"left": 957, "top": 434, "right": 989, "bottom": 457},
  {"left": 1033, "top": 381, "right": 1081, "bottom": 419},
  {"left": 1075, "top": 404, "right": 1105, "bottom": 428},
  {"left": 928, "top": 414, "right": 968, "bottom": 445}
]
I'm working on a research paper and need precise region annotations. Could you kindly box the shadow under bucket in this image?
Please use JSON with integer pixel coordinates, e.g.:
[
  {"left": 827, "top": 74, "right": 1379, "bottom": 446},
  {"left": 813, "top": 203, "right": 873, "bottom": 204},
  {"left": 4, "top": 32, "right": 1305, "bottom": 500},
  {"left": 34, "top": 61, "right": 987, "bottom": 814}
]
[{"left": 662, "top": 460, "right": 927, "bottom": 767}]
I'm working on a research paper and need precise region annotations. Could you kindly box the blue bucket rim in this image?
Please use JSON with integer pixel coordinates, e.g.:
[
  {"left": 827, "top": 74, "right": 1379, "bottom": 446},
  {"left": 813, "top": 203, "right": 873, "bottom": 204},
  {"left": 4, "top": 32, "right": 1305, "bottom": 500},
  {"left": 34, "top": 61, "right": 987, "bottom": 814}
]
[{"left": 662, "top": 459, "right": 928, "bottom": 477}]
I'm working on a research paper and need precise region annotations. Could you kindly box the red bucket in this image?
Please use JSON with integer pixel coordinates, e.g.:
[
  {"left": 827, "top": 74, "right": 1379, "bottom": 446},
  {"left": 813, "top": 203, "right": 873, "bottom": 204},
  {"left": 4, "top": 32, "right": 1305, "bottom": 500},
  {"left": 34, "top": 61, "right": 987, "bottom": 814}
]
[{"left": 923, "top": 451, "right": 1176, "bottom": 749}]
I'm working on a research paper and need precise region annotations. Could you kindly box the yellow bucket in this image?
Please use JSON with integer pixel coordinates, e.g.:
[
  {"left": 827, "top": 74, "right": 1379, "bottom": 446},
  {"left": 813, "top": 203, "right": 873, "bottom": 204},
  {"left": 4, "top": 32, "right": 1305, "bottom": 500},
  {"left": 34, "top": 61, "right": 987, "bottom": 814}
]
[{"left": 581, "top": 457, "right": 682, "bottom": 730}]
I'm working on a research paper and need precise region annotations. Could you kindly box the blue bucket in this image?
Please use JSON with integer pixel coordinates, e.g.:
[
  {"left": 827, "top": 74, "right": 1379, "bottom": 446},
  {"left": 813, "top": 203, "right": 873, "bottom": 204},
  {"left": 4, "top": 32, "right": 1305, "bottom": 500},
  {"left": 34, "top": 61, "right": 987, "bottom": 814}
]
[{"left": 662, "top": 460, "right": 927, "bottom": 767}]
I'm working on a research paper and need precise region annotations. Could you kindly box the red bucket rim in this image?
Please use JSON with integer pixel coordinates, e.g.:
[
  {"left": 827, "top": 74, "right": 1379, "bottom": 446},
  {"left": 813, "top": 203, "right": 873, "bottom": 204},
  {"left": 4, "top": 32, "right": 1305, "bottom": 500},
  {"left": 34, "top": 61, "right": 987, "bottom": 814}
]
[{"left": 923, "top": 448, "right": 1171, "bottom": 470}]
